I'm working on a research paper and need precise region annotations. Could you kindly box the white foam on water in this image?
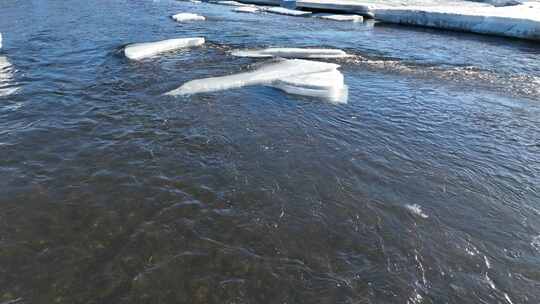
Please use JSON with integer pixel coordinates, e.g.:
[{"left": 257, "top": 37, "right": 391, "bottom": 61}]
[
  {"left": 233, "top": 6, "right": 261, "bottom": 13},
  {"left": 171, "top": 13, "right": 206, "bottom": 22},
  {"left": 124, "top": 37, "right": 205, "bottom": 60},
  {"left": 405, "top": 204, "right": 429, "bottom": 219},
  {"left": 270, "top": 70, "right": 348, "bottom": 103},
  {"left": 264, "top": 7, "right": 312, "bottom": 16},
  {"left": 165, "top": 59, "right": 340, "bottom": 96},
  {"left": 315, "top": 13, "right": 363, "bottom": 22},
  {"left": 532, "top": 235, "right": 540, "bottom": 251},
  {"left": 232, "top": 47, "right": 351, "bottom": 59},
  {"left": 0, "top": 56, "right": 19, "bottom": 97}
]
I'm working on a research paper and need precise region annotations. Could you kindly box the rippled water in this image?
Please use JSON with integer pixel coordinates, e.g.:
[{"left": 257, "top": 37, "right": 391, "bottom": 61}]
[{"left": 1, "top": 0, "right": 539, "bottom": 303}]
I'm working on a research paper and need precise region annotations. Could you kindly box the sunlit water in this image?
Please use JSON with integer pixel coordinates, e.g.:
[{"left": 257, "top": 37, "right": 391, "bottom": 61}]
[{"left": 0, "top": 0, "right": 539, "bottom": 303}]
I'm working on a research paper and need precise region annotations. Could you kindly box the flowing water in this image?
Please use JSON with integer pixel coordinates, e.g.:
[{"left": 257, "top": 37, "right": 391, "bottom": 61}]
[{"left": 1, "top": 0, "right": 539, "bottom": 303}]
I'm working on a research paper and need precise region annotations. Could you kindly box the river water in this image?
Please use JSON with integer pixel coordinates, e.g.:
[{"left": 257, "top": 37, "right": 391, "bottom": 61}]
[{"left": 0, "top": 0, "right": 539, "bottom": 303}]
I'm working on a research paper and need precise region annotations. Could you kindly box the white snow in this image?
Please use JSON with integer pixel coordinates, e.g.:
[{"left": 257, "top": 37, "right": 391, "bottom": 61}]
[
  {"left": 124, "top": 37, "right": 205, "bottom": 60},
  {"left": 171, "top": 13, "right": 206, "bottom": 22},
  {"left": 233, "top": 6, "right": 261, "bottom": 13},
  {"left": 264, "top": 7, "right": 312, "bottom": 16},
  {"left": 373, "top": 2, "right": 540, "bottom": 41},
  {"left": 270, "top": 69, "right": 348, "bottom": 103},
  {"left": 165, "top": 59, "right": 340, "bottom": 96},
  {"left": 232, "top": 48, "right": 351, "bottom": 59},
  {"left": 315, "top": 13, "right": 364, "bottom": 22}
]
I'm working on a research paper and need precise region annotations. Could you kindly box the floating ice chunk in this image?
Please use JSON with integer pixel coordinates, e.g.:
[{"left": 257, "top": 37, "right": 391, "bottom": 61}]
[
  {"left": 189, "top": 0, "right": 202, "bottom": 3},
  {"left": 213, "top": 0, "right": 248, "bottom": 6},
  {"left": 166, "top": 59, "right": 339, "bottom": 96},
  {"left": 232, "top": 48, "right": 351, "bottom": 59},
  {"left": 315, "top": 13, "right": 363, "bottom": 22},
  {"left": 270, "top": 70, "right": 348, "bottom": 103},
  {"left": 405, "top": 204, "right": 429, "bottom": 218},
  {"left": 124, "top": 37, "right": 205, "bottom": 60},
  {"left": 233, "top": 6, "right": 261, "bottom": 13},
  {"left": 296, "top": 0, "right": 373, "bottom": 15},
  {"left": 171, "top": 13, "right": 206, "bottom": 22},
  {"left": 373, "top": 2, "right": 540, "bottom": 41},
  {"left": 264, "top": 7, "right": 312, "bottom": 16}
]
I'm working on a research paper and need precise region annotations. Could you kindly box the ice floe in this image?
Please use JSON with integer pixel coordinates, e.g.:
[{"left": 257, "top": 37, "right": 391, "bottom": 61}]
[
  {"left": 264, "top": 7, "right": 312, "bottom": 16},
  {"left": 372, "top": 2, "right": 540, "bottom": 41},
  {"left": 233, "top": 6, "right": 261, "bottom": 13},
  {"left": 270, "top": 69, "right": 348, "bottom": 103},
  {"left": 314, "top": 13, "right": 364, "bottom": 22},
  {"left": 165, "top": 59, "right": 342, "bottom": 100},
  {"left": 124, "top": 37, "right": 205, "bottom": 60},
  {"left": 232, "top": 48, "right": 351, "bottom": 59},
  {"left": 171, "top": 13, "right": 206, "bottom": 22},
  {"left": 405, "top": 204, "right": 429, "bottom": 218},
  {"left": 213, "top": 0, "right": 248, "bottom": 6}
]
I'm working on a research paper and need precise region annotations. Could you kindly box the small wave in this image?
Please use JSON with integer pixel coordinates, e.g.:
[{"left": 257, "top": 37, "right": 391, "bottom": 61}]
[
  {"left": 0, "top": 56, "right": 19, "bottom": 97},
  {"left": 405, "top": 204, "right": 429, "bottom": 218},
  {"left": 532, "top": 235, "right": 540, "bottom": 251}
]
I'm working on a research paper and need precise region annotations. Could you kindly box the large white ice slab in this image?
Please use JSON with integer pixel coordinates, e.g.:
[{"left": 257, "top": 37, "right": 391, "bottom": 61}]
[
  {"left": 232, "top": 48, "right": 351, "bottom": 59},
  {"left": 124, "top": 37, "right": 205, "bottom": 60},
  {"left": 171, "top": 13, "right": 206, "bottom": 22},
  {"left": 166, "top": 59, "right": 339, "bottom": 95},
  {"left": 264, "top": 7, "right": 312, "bottom": 16},
  {"left": 213, "top": 1, "right": 249, "bottom": 6},
  {"left": 314, "top": 13, "right": 364, "bottom": 22},
  {"left": 372, "top": 2, "right": 540, "bottom": 41},
  {"left": 270, "top": 69, "right": 348, "bottom": 103},
  {"left": 295, "top": 0, "right": 373, "bottom": 15},
  {"left": 233, "top": 6, "right": 261, "bottom": 13}
]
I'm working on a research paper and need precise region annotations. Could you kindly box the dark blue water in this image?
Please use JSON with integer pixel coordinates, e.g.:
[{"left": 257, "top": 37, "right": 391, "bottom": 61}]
[{"left": 1, "top": 0, "right": 539, "bottom": 303}]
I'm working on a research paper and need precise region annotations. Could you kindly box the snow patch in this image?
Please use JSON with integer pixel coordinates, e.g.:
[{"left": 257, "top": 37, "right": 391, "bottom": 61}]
[
  {"left": 232, "top": 48, "right": 351, "bottom": 59},
  {"left": 264, "top": 7, "right": 312, "bottom": 16},
  {"left": 171, "top": 13, "right": 206, "bottom": 22},
  {"left": 405, "top": 204, "right": 429, "bottom": 218},
  {"left": 124, "top": 37, "right": 205, "bottom": 60}
]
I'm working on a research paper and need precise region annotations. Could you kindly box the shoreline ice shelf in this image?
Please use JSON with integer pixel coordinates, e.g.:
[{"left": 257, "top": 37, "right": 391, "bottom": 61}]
[{"left": 235, "top": 0, "right": 540, "bottom": 41}]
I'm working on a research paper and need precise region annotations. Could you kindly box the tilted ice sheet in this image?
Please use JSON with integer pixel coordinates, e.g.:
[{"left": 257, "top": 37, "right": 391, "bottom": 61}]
[
  {"left": 264, "top": 7, "right": 312, "bottom": 16},
  {"left": 233, "top": 6, "right": 261, "bottom": 13},
  {"left": 372, "top": 2, "right": 540, "bottom": 41},
  {"left": 270, "top": 69, "right": 348, "bottom": 103},
  {"left": 314, "top": 13, "right": 364, "bottom": 22},
  {"left": 171, "top": 13, "right": 206, "bottom": 22},
  {"left": 165, "top": 59, "right": 340, "bottom": 95},
  {"left": 124, "top": 37, "right": 205, "bottom": 60},
  {"left": 232, "top": 48, "right": 351, "bottom": 59}
]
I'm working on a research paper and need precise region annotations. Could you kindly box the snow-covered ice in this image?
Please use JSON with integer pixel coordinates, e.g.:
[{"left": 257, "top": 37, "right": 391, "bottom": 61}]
[
  {"left": 315, "top": 13, "right": 364, "bottom": 22},
  {"left": 171, "top": 13, "right": 206, "bottom": 22},
  {"left": 270, "top": 69, "right": 348, "bottom": 103},
  {"left": 233, "top": 6, "right": 261, "bottom": 13},
  {"left": 165, "top": 59, "right": 340, "bottom": 96},
  {"left": 213, "top": 1, "right": 249, "bottom": 6},
  {"left": 372, "top": 2, "right": 540, "bottom": 41},
  {"left": 124, "top": 37, "right": 205, "bottom": 60},
  {"left": 264, "top": 7, "right": 312, "bottom": 16},
  {"left": 232, "top": 48, "right": 351, "bottom": 59}
]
